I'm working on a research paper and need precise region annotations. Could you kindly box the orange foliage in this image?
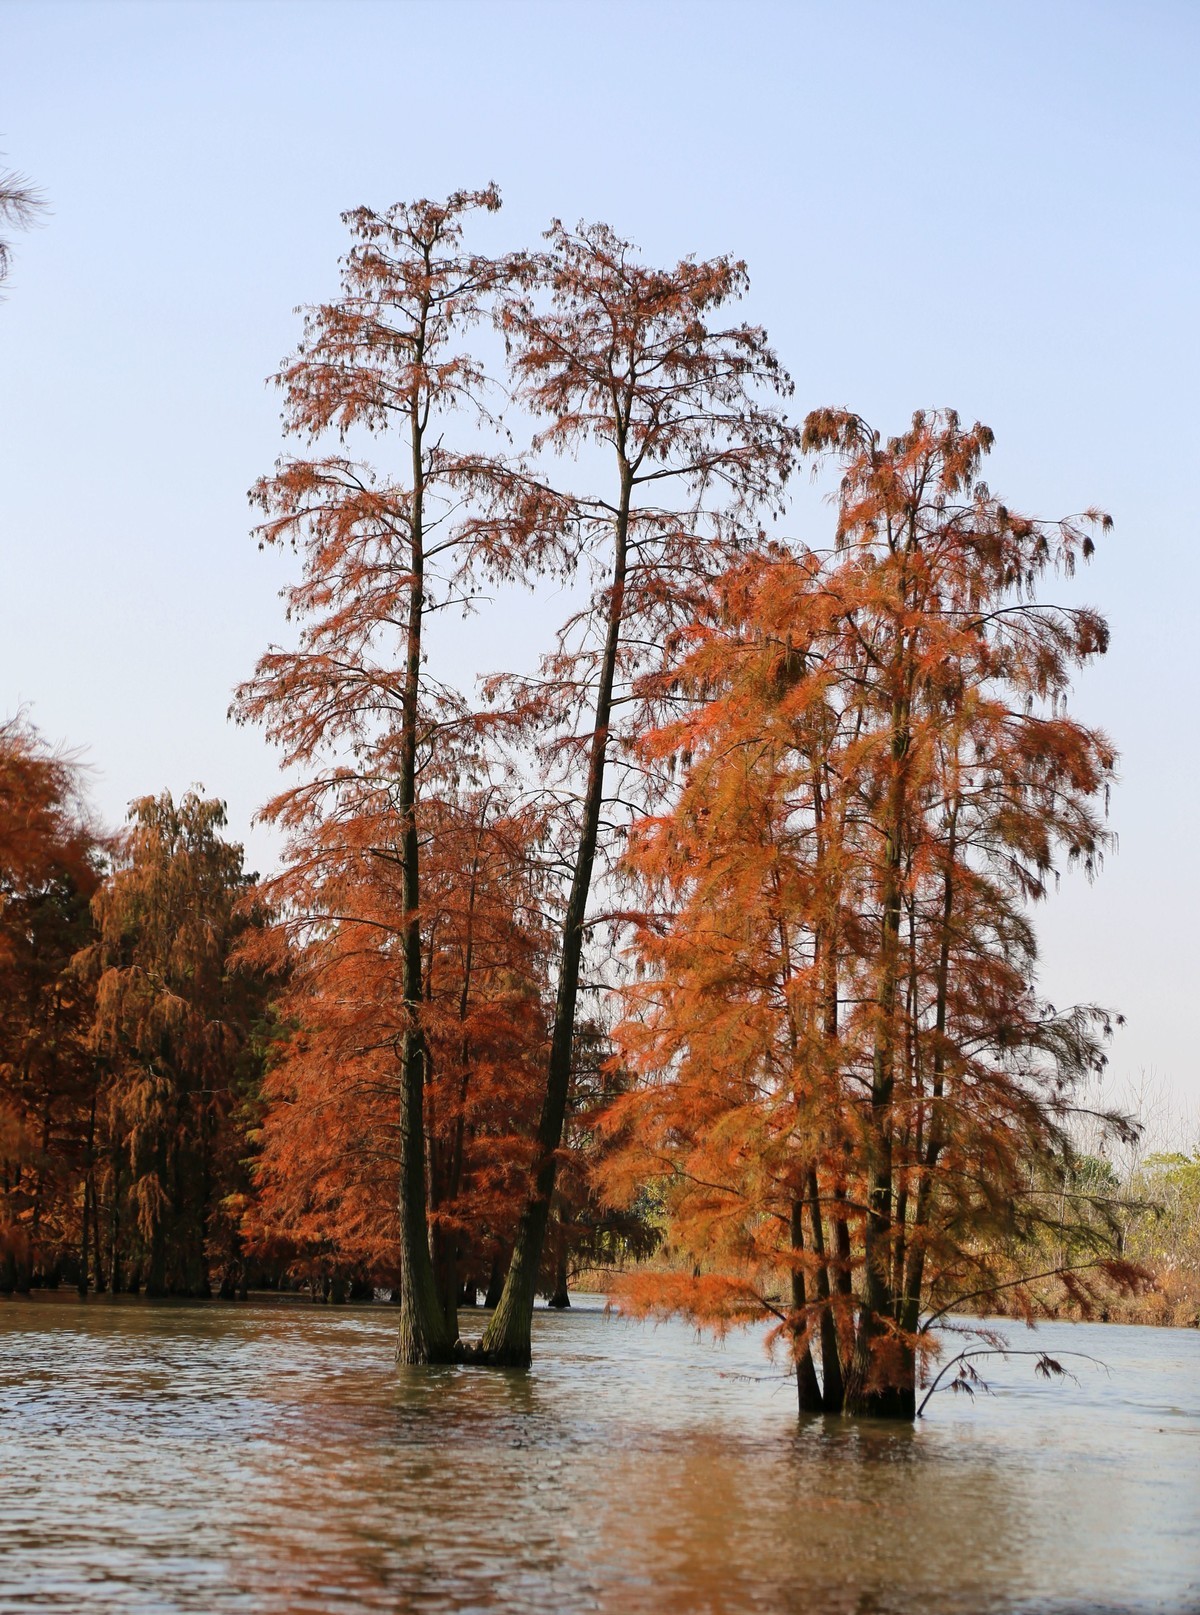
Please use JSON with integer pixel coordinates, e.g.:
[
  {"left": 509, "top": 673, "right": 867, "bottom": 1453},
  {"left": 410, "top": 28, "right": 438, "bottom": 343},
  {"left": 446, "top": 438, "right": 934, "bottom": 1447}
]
[
  {"left": 244, "top": 781, "right": 551, "bottom": 1309},
  {"left": 236, "top": 188, "right": 558, "bottom": 1360},
  {"left": 480, "top": 218, "right": 801, "bottom": 1360},
  {"left": 600, "top": 410, "right": 1136, "bottom": 1416}
]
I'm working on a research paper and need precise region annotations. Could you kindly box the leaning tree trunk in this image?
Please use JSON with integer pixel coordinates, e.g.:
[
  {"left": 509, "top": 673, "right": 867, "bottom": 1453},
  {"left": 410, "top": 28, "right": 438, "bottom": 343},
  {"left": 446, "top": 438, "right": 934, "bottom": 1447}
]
[{"left": 480, "top": 464, "right": 631, "bottom": 1367}]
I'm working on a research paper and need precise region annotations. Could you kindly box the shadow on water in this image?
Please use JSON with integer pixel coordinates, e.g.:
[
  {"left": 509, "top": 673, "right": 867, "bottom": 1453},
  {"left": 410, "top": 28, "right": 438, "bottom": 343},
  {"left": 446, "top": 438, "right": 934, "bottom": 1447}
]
[{"left": 0, "top": 1292, "right": 1197, "bottom": 1614}]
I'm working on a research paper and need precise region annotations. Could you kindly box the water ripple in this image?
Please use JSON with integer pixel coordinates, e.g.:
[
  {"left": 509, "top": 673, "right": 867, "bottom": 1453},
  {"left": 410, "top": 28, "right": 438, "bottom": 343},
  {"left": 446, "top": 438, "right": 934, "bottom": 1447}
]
[{"left": 1, "top": 1295, "right": 1197, "bottom": 1613}]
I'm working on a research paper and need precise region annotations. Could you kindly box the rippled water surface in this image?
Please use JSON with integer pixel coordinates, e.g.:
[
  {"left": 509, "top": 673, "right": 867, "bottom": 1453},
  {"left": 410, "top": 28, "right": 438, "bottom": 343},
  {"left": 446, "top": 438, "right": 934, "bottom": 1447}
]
[{"left": 0, "top": 1295, "right": 1196, "bottom": 1614}]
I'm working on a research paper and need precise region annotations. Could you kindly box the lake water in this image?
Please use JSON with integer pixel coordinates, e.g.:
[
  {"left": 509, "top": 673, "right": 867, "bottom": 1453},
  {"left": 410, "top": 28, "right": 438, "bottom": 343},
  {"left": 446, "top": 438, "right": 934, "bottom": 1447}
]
[{"left": 0, "top": 1294, "right": 1196, "bottom": 1613}]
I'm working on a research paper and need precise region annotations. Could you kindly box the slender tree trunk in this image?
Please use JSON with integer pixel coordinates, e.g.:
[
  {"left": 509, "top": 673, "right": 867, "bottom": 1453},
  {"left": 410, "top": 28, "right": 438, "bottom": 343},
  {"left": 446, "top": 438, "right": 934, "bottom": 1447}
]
[
  {"left": 809, "top": 900, "right": 846, "bottom": 1411},
  {"left": 395, "top": 332, "right": 455, "bottom": 1365},
  {"left": 430, "top": 843, "right": 482, "bottom": 1334},
  {"left": 843, "top": 946, "right": 899, "bottom": 1408},
  {"left": 546, "top": 1217, "right": 570, "bottom": 1309},
  {"left": 25, "top": 1088, "right": 51, "bottom": 1290},
  {"left": 844, "top": 653, "right": 912, "bottom": 1418},
  {"left": 78, "top": 1092, "right": 98, "bottom": 1297},
  {"left": 481, "top": 461, "right": 632, "bottom": 1366},
  {"left": 902, "top": 808, "right": 958, "bottom": 1337},
  {"left": 197, "top": 1100, "right": 212, "bottom": 1299},
  {"left": 891, "top": 891, "right": 922, "bottom": 1318},
  {"left": 171, "top": 1142, "right": 186, "bottom": 1295},
  {"left": 89, "top": 1175, "right": 105, "bottom": 1292},
  {"left": 483, "top": 1251, "right": 506, "bottom": 1310},
  {"left": 78, "top": 1176, "right": 90, "bottom": 1298},
  {"left": 431, "top": 1222, "right": 460, "bottom": 1339},
  {"left": 147, "top": 1171, "right": 167, "bottom": 1299},
  {"left": 805, "top": 1169, "right": 845, "bottom": 1411},
  {"left": 108, "top": 1156, "right": 123, "bottom": 1294},
  {"left": 791, "top": 1199, "right": 824, "bottom": 1412},
  {"left": 822, "top": 941, "right": 856, "bottom": 1369}
]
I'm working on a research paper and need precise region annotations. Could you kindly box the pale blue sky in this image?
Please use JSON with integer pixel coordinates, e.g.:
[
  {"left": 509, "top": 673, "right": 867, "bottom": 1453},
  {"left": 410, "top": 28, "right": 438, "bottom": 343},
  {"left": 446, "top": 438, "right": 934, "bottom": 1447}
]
[{"left": 2, "top": 0, "right": 1197, "bottom": 1118}]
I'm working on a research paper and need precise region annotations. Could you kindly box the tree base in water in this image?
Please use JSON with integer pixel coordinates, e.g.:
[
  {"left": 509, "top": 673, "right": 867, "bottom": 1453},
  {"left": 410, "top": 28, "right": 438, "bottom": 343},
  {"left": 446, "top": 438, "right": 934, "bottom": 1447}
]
[
  {"left": 396, "top": 1336, "right": 460, "bottom": 1366},
  {"left": 453, "top": 1336, "right": 532, "bottom": 1368},
  {"left": 842, "top": 1385, "right": 917, "bottom": 1420}
]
